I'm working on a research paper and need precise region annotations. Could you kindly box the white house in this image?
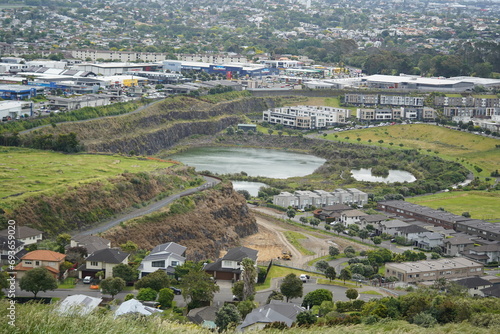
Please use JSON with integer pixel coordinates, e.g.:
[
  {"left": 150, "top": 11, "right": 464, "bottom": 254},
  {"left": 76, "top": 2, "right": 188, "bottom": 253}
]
[
  {"left": 443, "top": 236, "right": 475, "bottom": 257},
  {"left": 78, "top": 248, "right": 129, "bottom": 279},
  {"left": 138, "top": 242, "right": 186, "bottom": 278},
  {"left": 414, "top": 232, "right": 444, "bottom": 251},
  {"left": 453, "top": 276, "right": 493, "bottom": 297},
  {"left": 463, "top": 244, "right": 500, "bottom": 264},
  {"left": 0, "top": 226, "right": 43, "bottom": 246},
  {"left": 377, "top": 220, "right": 409, "bottom": 236},
  {"left": 340, "top": 209, "right": 369, "bottom": 227},
  {"left": 204, "top": 246, "right": 258, "bottom": 281}
]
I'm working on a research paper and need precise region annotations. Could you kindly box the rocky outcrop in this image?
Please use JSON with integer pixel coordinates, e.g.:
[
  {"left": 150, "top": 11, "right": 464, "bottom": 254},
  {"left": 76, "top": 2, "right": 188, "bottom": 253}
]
[
  {"left": 103, "top": 182, "right": 258, "bottom": 261},
  {"left": 28, "top": 96, "right": 280, "bottom": 155}
]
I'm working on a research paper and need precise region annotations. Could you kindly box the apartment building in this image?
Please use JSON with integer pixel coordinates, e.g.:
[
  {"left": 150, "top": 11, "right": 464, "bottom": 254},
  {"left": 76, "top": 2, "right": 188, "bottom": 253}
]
[
  {"left": 263, "top": 105, "right": 350, "bottom": 129},
  {"left": 273, "top": 188, "right": 368, "bottom": 209}
]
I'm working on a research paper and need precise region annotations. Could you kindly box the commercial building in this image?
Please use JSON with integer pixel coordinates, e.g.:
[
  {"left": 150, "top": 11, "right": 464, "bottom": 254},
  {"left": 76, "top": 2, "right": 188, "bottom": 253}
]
[
  {"left": 0, "top": 100, "right": 34, "bottom": 120},
  {"left": 263, "top": 105, "right": 350, "bottom": 129},
  {"left": 385, "top": 257, "right": 484, "bottom": 283}
]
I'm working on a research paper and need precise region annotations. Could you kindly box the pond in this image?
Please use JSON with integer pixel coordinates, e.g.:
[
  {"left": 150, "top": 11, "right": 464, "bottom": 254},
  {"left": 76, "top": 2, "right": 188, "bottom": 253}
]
[
  {"left": 232, "top": 181, "right": 269, "bottom": 197},
  {"left": 169, "top": 147, "right": 326, "bottom": 179},
  {"left": 350, "top": 168, "right": 416, "bottom": 183}
]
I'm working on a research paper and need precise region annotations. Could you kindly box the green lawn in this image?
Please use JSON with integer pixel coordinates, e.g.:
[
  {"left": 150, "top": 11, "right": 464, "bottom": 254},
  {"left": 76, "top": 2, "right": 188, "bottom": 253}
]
[
  {"left": 58, "top": 277, "right": 76, "bottom": 289},
  {"left": 317, "top": 278, "right": 359, "bottom": 288},
  {"left": 0, "top": 146, "right": 174, "bottom": 202},
  {"left": 360, "top": 290, "right": 383, "bottom": 295},
  {"left": 407, "top": 191, "right": 500, "bottom": 221},
  {"left": 283, "top": 231, "right": 316, "bottom": 256}
]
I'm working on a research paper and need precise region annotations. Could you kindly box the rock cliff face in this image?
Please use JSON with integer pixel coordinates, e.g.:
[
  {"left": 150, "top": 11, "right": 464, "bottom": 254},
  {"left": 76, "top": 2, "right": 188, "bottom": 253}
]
[
  {"left": 103, "top": 182, "right": 258, "bottom": 261},
  {"left": 29, "top": 96, "right": 279, "bottom": 155}
]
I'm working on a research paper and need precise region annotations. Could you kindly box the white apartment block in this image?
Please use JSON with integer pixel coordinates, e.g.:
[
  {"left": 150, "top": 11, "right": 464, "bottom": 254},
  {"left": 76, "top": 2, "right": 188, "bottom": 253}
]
[
  {"left": 263, "top": 105, "right": 350, "bottom": 129},
  {"left": 273, "top": 188, "right": 368, "bottom": 209}
]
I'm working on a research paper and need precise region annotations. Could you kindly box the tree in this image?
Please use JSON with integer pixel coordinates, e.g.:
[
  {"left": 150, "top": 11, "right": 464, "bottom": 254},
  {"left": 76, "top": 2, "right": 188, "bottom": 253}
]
[
  {"left": 232, "top": 280, "right": 244, "bottom": 301},
  {"left": 135, "top": 269, "right": 170, "bottom": 292},
  {"left": 329, "top": 246, "right": 340, "bottom": 257},
  {"left": 301, "top": 289, "right": 333, "bottom": 309},
  {"left": 296, "top": 310, "right": 317, "bottom": 326},
  {"left": 158, "top": 288, "right": 174, "bottom": 309},
  {"left": 315, "top": 260, "right": 330, "bottom": 273},
  {"left": 215, "top": 304, "right": 242, "bottom": 332},
  {"left": 137, "top": 287, "right": 158, "bottom": 301},
  {"left": 56, "top": 233, "right": 71, "bottom": 252},
  {"left": 241, "top": 257, "right": 257, "bottom": 300},
  {"left": 226, "top": 126, "right": 235, "bottom": 135},
  {"left": 174, "top": 261, "right": 203, "bottom": 280},
  {"left": 346, "top": 288, "right": 359, "bottom": 300},
  {"left": 358, "top": 229, "right": 369, "bottom": 241},
  {"left": 286, "top": 208, "right": 296, "bottom": 219},
  {"left": 344, "top": 246, "right": 356, "bottom": 258},
  {"left": 237, "top": 189, "right": 251, "bottom": 200},
  {"left": 112, "top": 263, "right": 138, "bottom": 283},
  {"left": 333, "top": 223, "right": 344, "bottom": 235},
  {"left": 181, "top": 268, "right": 220, "bottom": 308},
  {"left": 237, "top": 300, "right": 257, "bottom": 318},
  {"left": 100, "top": 277, "right": 125, "bottom": 299},
  {"left": 339, "top": 268, "right": 352, "bottom": 284},
  {"left": 119, "top": 240, "right": 138, "bottom": 254},
  {"left": 0, "top": 271, "right": 9, "bottom": 298},
  {"left": 309, "top": 218, "right": 320, "bottom": 226},
  {"left": 19, "top": 267, "right": 58, "bottom": 298},
  {"left": 325, "top": 266, "right": 337, "bottom": 281},
  {"left": 372, "top": 236, "right": 382, "bottom": 245},
  {"left": 280, "top": 273, "right": 303, "bottom": 302},
  {"left": 299, "top": 216, "right": 308, "bottom": 224},
  {"left": 266, "top": 290, "right": 284, "bottom": 304}
]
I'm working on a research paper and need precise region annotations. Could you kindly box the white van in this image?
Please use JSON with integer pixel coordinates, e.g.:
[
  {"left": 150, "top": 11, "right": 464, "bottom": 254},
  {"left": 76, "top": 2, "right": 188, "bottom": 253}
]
[{"left": 83, "top": 276, "right": 92, "bottom": 284}]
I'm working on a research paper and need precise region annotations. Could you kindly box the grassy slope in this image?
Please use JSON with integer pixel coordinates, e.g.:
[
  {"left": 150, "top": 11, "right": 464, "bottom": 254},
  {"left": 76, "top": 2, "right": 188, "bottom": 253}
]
[
  {"left": 325, "top": 124, "right": 500, "bottom": 176},
  {"left": 407, "top": 191, "right": 500, "bottom": 221},
  {"left": 0, "top": 301, "right": 497, "bottom": 334},
  {"left": 0, "top": 146, "right": 174, "bottom": 203}
]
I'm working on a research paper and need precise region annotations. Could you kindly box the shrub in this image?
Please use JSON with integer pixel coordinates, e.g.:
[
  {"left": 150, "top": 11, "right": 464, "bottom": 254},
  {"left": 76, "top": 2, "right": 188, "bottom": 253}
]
[
  {"left": 136, "top": 288, "right": 157, "bottom": 301},
  {"left": 157, "top": 288, "right": 174, "bottom": 309},
  {"left": 413, "top": 312, "right": 437, "bottom": 328}
]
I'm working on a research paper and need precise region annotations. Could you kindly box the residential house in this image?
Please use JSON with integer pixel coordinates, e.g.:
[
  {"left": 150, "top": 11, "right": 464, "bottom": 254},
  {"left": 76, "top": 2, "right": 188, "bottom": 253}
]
[
  {"left": 453, "top": 276, "right": 493, "bottom": 297},
  {"left": 204, "top": 246, "right": 258, "bottom": 281},
  {"left": 340, "top": 209, "right": 368, "bottom": 227},
  {"left": 70, "top": 235, "right": 111, "bottom": 255},
  {"left": 78, "top": 248, "right": 129, "bottom": 279},
  {"left": 57, "top": 294, "right": 103, "bottom": 316},
  {"left": 463, "top": 243, "right": 500, "bottom": 264},
  {"left": 443, "top": 236, "right": 475, "bottom": 257},
  {"left": 414, "top": 232, "right": 444, "bottom": 251},
  {"left": 359, "top": 214, "right": 388, "bottom": 229},
  {"left": 0, "top": 226, "right": 43, "bottom": 246},
  {"left": 396, "top": 224, "right": 429, "bottom": 241},
  {"left": 138, "top": 242, "right": 186, "bottom": 278},
  {"left": 237, "top": 300, "right": 305, "bottom": 332},
  {"left": 377, "top": 220, "right": 409, "bottom": 236},
  {"left": 313, "top": 204, "right": 351, "bottom": 222},
  {"left": 187, "top": 305, "right": 220, "bottom": 329},
  {"left": 0, "top": 235, "right": 25, "bottom": 265},
  {"left": 14, "top": 250, "right": 66, "bottom": 279}
]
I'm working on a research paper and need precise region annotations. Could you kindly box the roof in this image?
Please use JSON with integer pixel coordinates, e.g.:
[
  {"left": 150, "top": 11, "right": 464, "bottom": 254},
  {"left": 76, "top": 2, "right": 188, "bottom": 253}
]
[
  {"left": 469, "top": 244, "right": 500, "bottom": 252},
  {"left": 397, "top": 224, "right": 428, "bottom": 234},
  {"left": 453, "top": 276, "right": 492, "bottom": 289},
  {"left": 222, "top": 246, "right": 258, "bottom": 262},
  {"left": 71, "top": 235, "right": 110, "bottom": 254},
  {"left": 114, "top": 299, "right": 162, "bottom": 318},
  {"left": 204, "top": 259, "right": 241, "bottom": 274},
  {"left": 444, "top": 237, "right": 475, "bottom": 246},
  {"left": 361, "top": 214, "right": 388, "bottom": 223},
  {"left": 21, "top": 250, "right": 65, "bottom": 262},
  {"left": 57, "top": 294, "right": 102, "bottom": 316},
  {"left": 342, "top": 209, "right": 368, "bottom": 217},
  {"left": 0, "top": 226, "right": 43, "bottom": 239},
  {"left": 151, "top": 242, "right": 187, "bottom": 256},
  {"left": 0, "top": 235, "right": 24, "bottom": 250},
  {"left": 238, "top": 301, "right": 304, "bottom": 330},
  {"left": 380, "top": 219, "right": 409, "bottom": 228},
  {"left": 482, "top": 285, "right": 500, "bottom": 298},
  {"left": 187, "top": 305, "right": 220, "bottom": 325},
  {"left": 85, "top": 248, "right": 128, "bottom": 264}
]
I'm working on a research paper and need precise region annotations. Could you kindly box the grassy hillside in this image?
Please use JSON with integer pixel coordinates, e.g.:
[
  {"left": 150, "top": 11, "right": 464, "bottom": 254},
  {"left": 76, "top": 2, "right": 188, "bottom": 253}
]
[
  {"left": 325, "top": 124, "right": 500, "bottom": 177},
  {"left": 0, "top": 146, "right": 176, "bottom": 201},
  {"left": 407, "top": 191, "right": 500, "bottom": 221},
  {"left": 0, "top": 301, "right": 497, "bottom": 334}
]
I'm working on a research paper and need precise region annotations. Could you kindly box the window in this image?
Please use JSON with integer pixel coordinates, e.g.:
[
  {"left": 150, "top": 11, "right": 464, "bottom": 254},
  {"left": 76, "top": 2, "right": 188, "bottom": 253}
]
[
  {"left": 25, "top": 261, "right": 32, "bottom": 265},
  {"left": 90, "top": 261, "right": 98, "bottom": 266},
  {"left": 35, "top": 261, "right": 40, "bottom": 266},
  {"left": 152, "top": 260, "right": 165, "bottom": 268},
  {"left": 171, "top": 261, "right": 179, "bottom": 267}
]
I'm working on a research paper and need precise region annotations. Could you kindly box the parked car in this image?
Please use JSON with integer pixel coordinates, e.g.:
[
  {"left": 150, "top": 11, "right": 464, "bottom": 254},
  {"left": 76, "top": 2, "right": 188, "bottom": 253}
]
[
  {"left": 170, "top": 287, "right": 182, "bottom": 295},
  {"left": 299, "top": 274, "right": 310, "bottom": 282},
  {"left": 83, "top": 276, "right": 92, "bottom": 284}
]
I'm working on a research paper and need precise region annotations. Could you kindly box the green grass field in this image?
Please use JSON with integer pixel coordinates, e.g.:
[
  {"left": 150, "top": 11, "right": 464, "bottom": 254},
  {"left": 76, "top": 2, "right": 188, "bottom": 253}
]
[
  {"left": 325, "top": 124, "right": 500, "bottom": 176},
  {"left": 0, "top": 146, "right": 174, "bottom": 202},
  {"left": 407, "top": 191, "right": 500, "bottom": 221},
  {"left": 283, "top": 231, "right": 316, "bottom": 256}
]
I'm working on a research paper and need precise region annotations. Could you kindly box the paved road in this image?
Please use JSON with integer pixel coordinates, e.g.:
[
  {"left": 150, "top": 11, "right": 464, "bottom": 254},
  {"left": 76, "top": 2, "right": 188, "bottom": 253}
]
[{"left": 73, "top": 175, "right": 220, "bottom": 237}]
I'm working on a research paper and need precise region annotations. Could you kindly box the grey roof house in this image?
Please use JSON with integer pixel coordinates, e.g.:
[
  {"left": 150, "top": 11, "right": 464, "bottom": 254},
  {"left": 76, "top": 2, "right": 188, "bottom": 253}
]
[
  {"left": 237, "top": 300, "right": 305, "bottom": 332},
  {"left": 204, "top": 246, "right": 258, "bottom": 281}
]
